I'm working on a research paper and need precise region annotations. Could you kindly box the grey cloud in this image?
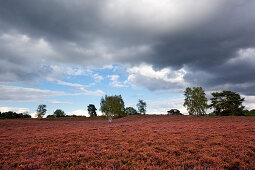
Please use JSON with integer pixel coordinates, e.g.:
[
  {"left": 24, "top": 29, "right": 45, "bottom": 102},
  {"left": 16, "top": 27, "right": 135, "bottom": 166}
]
[
  {"left": 0, "top": 85, "right": 66, "bottom": 102},
  {"left": 0, "top": 0, "right": 255, "bottom": 95}
]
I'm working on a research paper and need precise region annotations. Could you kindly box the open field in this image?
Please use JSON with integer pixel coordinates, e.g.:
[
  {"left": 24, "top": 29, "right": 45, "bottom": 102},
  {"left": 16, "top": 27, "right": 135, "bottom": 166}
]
[{"left": 0, "top": 115, "right": 255, "bottom": 169}]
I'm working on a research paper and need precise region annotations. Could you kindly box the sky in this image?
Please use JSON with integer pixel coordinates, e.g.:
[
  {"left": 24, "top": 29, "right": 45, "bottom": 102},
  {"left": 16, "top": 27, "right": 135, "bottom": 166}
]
[{"left": 0, "top": 0, "right": 255, "bottom": 117}]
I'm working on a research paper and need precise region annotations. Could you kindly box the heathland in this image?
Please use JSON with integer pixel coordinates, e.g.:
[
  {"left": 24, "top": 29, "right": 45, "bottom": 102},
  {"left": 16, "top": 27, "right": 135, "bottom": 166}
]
[{"left": 0, "top": 115, "right": 254, "bottom": 169}]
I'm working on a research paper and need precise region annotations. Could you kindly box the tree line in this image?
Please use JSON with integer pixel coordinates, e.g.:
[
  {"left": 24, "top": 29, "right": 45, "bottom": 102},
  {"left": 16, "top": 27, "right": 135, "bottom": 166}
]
[
  {"left": 183, "top": 87, "right": 255, "bottom": 116},
  {"left": 0, "top": 111, "right": 31, "bottom": 119},
  {"left": 2, "top": 87, "right": 255, "bottom": 119},
  {"left": 37, "top": 96, "right": 147, "bottom": 119}
]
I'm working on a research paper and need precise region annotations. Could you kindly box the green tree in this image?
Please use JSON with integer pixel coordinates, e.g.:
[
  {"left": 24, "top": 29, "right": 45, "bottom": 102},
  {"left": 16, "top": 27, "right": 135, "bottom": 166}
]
[
  {"left": 46, "top": 115, "right": 55, "bottom": 118},
  {"left": 87, "top": 104, "right": 97, "bottom": 117},
  {"left": 125, "top": 107, "right": 138, "bottom": 115},
  {"left": 210, "top": 91, "right": 245, "bottom": 116},
  {"left": 0, "top": 111, "right": 31, "bottom": 119},
  {"left": 100, "top": 95, "right": 126, "bottom": 118},
  {"left": 53, "top": 109, "right": 66, "bottom": 117},
  {"left": 167, "top": 109, "right": 182, "bottom": 115},
  {"left": 246, "top": 109, "right": 255, "bottom": 116},
  {"left": 36, "top": 104, "right": 47, "bottom": 118},
  {"left": 137, "top": 100, "right": 147, "bottom": 115},
  {"left": 184, "top": 87, "right": 208, "bottom": 116}
]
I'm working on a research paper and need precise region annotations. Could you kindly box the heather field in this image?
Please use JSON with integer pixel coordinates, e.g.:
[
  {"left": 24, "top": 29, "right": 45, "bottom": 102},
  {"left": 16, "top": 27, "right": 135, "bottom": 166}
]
[{"left": 0, "top": 116, "right": 255, "bottom": 169}]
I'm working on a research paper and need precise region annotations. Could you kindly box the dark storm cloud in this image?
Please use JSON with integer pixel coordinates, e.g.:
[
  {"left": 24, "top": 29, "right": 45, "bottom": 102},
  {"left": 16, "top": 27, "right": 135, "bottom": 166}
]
[
  {"left": 0, "top": 0, "right": 255, "bottom": 95},
  {"left": 0, "top": 1, "right": 103, "bottom": 41}
]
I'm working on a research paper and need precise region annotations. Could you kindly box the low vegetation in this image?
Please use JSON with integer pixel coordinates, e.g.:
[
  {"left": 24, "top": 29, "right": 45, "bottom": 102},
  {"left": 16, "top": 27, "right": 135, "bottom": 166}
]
[
  {"left": 0, "top": 111, "right": 31, "bottom": 119},
  {"left": 0, "top": 116, "right": 254, "bottom": 169}
]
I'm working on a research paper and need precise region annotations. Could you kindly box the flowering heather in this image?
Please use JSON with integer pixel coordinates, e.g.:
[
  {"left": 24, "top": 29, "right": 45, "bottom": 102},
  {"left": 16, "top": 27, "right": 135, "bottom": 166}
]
[{"left": 0, "top": 115, "right": 254, "bottom": 169}]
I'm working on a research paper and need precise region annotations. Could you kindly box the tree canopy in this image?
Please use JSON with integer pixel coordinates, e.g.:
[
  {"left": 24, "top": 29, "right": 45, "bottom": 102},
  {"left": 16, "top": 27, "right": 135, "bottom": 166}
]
[
  {"left": 167, "top": 109, "right": 182, "bottom": 115},
  {"left": 36, "top": 104, "right": 47, "bottom": 118},
  {"left": 210, "top": 91, "right": 245, "bottom": 116},
  {"left": 87, "top": 104, "right": 97, "bottom": 117},
  {"left": 53, "top": 109, "right": 66, "bottom": 117},
  {"left": 100, "top": 95, "right": 126, "bottom": 118},
  {"left": 125, "top": 107, "right": 138, "bottom": 115},
  {"left": 183, "top": 87, "right": 208, "bottom": 116},
  {"left": 137, "top": 100, "right": 147, "bottom": 115},
  {"left": 0, "top": 111, "right": 31, "bottom": 119}
]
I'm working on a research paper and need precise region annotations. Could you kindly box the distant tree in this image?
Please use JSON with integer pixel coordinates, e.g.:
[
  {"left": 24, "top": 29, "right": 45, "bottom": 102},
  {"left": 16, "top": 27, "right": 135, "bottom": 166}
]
[
  {"left": 36, "top": 104, "right": 47, "bottom": 118},
  {"left": 53, "top": 109, "right": 66, "bottom": 117},
  {"left": 210, "top": 91, "right": 245, "bottom": 116},
  {"left": 46, "top": 115, "right": 55, "bottom": 118},
  {"left": 137, "top": 100, "right": 147, "bottom": 115},
  {"left": 184, "top": 87, "right": 208, "bottom": 116},
  {"left": 246, "top": 109, "right": 255, "bottom": 116},
  {"left": 125, "top": 107, "right": 138, "bottom": 115},
  {"left": 100, "top": 95, "right": 126, "bottom": 118},
  {"left": 87, "top": 104, "right": 97, "bottom": 117},
  {"left": 66, "top": 114, "right": 79, "bottom": 117},
  {"left": 167, "top": 109, "right": 182, "bottom": 115},
  {"left": 0, "top": 111, "right": 31, "bottom": 119},
  {"left": 21, "top": 112, "right": 31, "bottom": 118},
  {"left": 3, "top": 111, "right": 18, "bottom": 119}
]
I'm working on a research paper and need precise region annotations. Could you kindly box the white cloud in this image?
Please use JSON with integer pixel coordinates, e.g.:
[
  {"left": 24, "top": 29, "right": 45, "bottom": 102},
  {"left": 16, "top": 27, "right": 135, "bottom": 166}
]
[
  {"left": 0, "top": 107, "right": 30, "bottom": 113},
  {"left": 147, "top": 97, "right": 187, "bottom": 115},
  {"left": 54, "top": 80, "right": 84, "bottom": 87},
  {"left": 29, "top": 112, "right": 47, "bottom": 118},
  {"left": 108, "top": 75, "right": 127, "bottom": 88},
  {"left": 0, "top": 85, "right": 66, "bottom": 102},
  {"left": 50, "top": 65, "right": 90, "bottom": 77},
  {"left": 242, "top": 95, "right": 255, "bottom": 110},
  {"left": 50, "top": 100, "right": 72, "bottom": 104},
  {"left": 68, "top": 109, "right": 89, "bottom": 117},
  {"left": 30, "top": 112, "right": 38, "bottom": 118},
  {"left": 77, "top": 87, "right": 105, "bottom": 96},
  {"left": 93, "top": 73, "right": 104, "bottom": 81},
  {"left": 127, "top": 64, "right": 187, "bottom": 91}
]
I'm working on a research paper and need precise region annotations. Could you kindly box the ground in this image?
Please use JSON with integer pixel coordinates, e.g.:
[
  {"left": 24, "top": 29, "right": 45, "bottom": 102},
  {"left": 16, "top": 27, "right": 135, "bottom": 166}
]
[{"left": 0, "top": 115, "right": 255, "bottom": 169}]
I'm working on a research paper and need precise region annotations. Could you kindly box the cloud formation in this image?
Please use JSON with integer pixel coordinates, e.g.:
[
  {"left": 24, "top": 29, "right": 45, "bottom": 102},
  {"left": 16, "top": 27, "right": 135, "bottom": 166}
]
[
  {"left": 0, "top": 85, "right": 66, "bottom": 102},
  {"left": 108, "top": 75, "right": 127, "bottom": 88},
  {"left": 1, "top": 0, "right": 255, "bottom": 95},
  {"left": 127, "top": 64, "right": 187, "bottom": 91},
  {"left": 77, "top": 88, "right": 105, "bottom": 96},
  {"left": 0, "top": 107, "right": 30, "bottom": 113}
]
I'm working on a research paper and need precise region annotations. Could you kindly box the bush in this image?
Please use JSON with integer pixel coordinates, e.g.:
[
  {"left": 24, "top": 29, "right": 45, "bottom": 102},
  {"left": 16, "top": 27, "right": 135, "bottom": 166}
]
[
  {"left": 46, "top": 115, "right": 55, "bottom": 118},
  {"left": 125, "top": 107, "right": 138, "bottom": 115},
  {"left": 167, "top": 109, "right": 182, "bottom": 115}
]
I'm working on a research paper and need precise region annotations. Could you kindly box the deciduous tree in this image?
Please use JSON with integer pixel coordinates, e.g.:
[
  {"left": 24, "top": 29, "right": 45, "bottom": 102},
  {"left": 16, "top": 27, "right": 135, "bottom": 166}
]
[
  {"left": 125, "top": 107, "right": 138, "bottom": 115},
  {"left": 36, "top": 104, "right": 47, "bottom": 118},
  {"left": 184, "top": 87, "right": 208, "bottom": 116},
  {"left": 100, "top": 95, "right": 125, "bottom": 118},
  {"left": 137, "top": 100, "right": 147, "bottom": 115},
  {"left": 167, "top": 109, "right": 182, "bottom": 115},
  {"left": 53, "top": 109, "right": 65, "bottom": 117},
  {"left": 87, "top": 104, "right": 97, "bottom": 117}
]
